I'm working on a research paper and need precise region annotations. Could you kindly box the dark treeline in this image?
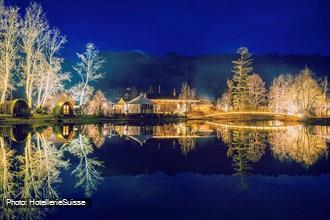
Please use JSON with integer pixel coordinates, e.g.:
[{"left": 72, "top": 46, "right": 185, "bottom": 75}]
[{"left": 62, "top": 51, "right": 330, "bottom": 100}]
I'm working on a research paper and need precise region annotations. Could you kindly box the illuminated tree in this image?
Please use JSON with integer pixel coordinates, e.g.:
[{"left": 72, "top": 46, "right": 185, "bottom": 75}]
[
  {"left": 85, "top": 90, "right": 109, "bottom": 116},
  {"left": 179, "top": 82, "right": 196, "bottom": 113},
  {"left": 291, "top": 67, "right": 323, "bottom": 117},
  {"left": 72, "top": 43, "right": 105, "bottom": 108},
  {"left": 20, "top": 2, "right": 49, "bottom": 108},
  {"left": 179, "top": 82, "right": 196, "bottom": 100},
  {"left": 69, "top": 83, "right": 94, "bottom": 109},
  {"left": 268, "top": 74, "right": 294, "bottom": 113},
  {"left": 0, "top": 4, "right": 20, "bottom": 104},
  {"left": 269, "top": 68, "right": 324, "bottom": 116},
  {"left": 217, "top": 92, "right": 231, "bottom": 112},
  {"left": 34, "top": 29, "right": 69, "bottom": 109},
  {"left": 217, "top": 80, "right": 233, "bottom": 112},
  {"left": 247, "top": 73, "right": 267, "bottom": 108},
  {"left": 318, "top": 77, "right": 328, "bottom": 117},
  {"left": 231, "top": 47, "right": 253, "bottom": 110}
]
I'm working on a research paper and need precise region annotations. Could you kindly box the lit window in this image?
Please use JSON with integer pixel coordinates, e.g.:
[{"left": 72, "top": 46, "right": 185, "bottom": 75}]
[
  {"left": 63, "top": 126, "right": 69, "bottom": 136},
  {"left": 63, "top": 104, "right": 70, "bottom": 115}
]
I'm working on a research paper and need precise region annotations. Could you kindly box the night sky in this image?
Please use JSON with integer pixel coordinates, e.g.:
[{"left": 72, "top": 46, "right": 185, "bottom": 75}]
[{"left": 6, "top": 0, "right": 330, "bottom": 56}]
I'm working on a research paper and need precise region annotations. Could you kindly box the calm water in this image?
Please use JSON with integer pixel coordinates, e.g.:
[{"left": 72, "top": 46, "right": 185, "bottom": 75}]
[{"left": 1, "top": 121, "right": 330, "bottom": 220}]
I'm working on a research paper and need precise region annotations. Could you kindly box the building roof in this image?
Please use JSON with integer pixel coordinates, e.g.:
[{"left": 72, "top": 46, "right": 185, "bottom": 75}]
[
  {"left": 192, "top": 100, "right": 214, "bottom": 106},
  {"left": 116, "top": 98, "right": 126, "bottom": 105},
  {"left": 127, "top": 93, "right": 153, "bottom": 105}
]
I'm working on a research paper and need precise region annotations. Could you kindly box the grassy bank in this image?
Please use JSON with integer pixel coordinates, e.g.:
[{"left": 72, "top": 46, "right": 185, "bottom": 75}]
[
  {"left": 2, "top": 113, "right": 330, "bottom": 126},
  {"left": 0, "top": 114, "right": 187, "bottom": 125}
]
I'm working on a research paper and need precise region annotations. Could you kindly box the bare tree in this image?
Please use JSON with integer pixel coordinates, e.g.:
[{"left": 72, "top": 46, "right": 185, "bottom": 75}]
[
  {"left": 179, "top": 82, "right": 196, "bottom": 113},
  {"left": 69, "top": 83, "right": 94, "bottom": 108},
  {"left": 292, "top": 67, "right": 323, "bottom": 117},
  {"left": 85, "top": 90, "right": 109, "bottom": 116},
  {"left": 0, "top": 4, "right": 20, "bottom": 104},
  {"left": 217, "top": 91, "right": 231, "bottom": 112},
  {"left": 269, "top": 74, "right": 294, "bottom": 113},
  {"left": 73, "top": 43, "right": 104, "bottom": 107},
  {"left": 247, "top": 73, "right": 267, "bottom": 108},
  {"left": 35, "top": 28, "right": 69, "bottom": 109},
  {"left": 20, "top": 2, "right": 48, "bottom": 108},
  {"left": 179, "top": 82, "right": 196, "bottom": 100}
]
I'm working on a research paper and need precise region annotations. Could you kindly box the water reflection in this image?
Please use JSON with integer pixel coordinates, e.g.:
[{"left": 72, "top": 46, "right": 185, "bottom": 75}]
[
  {"left": 0, "top": 121, "right": 329, "bottom": 219},
  {"left": 269, "top": 126, "right": 328, "bottom": 167},
  {"left": 65, "top": 134, "right": 104, "bottom": 197}
]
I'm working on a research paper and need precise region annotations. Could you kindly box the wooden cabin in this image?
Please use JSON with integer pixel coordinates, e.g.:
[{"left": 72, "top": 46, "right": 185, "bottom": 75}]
[
  {"left": 0, "top": 99, "right": 30, "bottom": 117},
  {"left": 127, "top": 93, "right": 154, "bottom": 114},
  {"left": 53, "top": 101, "right": 75, "bottom": 117}
]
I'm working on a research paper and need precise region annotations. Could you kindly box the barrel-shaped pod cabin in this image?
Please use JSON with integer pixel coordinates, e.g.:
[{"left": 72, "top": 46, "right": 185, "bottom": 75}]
[
  {"left": 0, "top": 99, "right": 30, "bottom": 117},
  {"left": 54, "top": 124, "right": 76, "bottom": 140},
  {"left": 53, "top": 101, "right": 75, "bottom": 117},
  {"left": 0, "top": 125, "right": 31, "bottom": 142}
]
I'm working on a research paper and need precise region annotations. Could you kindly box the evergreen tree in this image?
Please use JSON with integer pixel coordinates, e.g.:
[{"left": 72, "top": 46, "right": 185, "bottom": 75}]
[{"left": 231, "top": 47, "right": 253, "bottom": 110}]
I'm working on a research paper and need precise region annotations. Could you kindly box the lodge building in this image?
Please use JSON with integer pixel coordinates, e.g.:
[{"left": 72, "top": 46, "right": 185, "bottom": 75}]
[{"left": 113, "top": 93, "right": 214, "bottom": 115}]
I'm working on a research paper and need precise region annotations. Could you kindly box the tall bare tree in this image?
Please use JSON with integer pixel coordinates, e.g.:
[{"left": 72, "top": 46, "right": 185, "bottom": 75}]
[
  {"left": 20, "top": 2, "right": 48, "bottom": 108},
  {"left": 292, "top": 67, "right": 323, "bottom": 117},
  {"left": 179, "top": 82, "right": 196, "bottom": 113},
  {"left": 0, "top": 4, "right": 20, "bottom": 104},
  {"left": 247, "top": 73, "right": 267, "bottom": 108},
  {"left": 72, "top": 43, "right": 104, "bottom": 107},
  {"left": 34, "top": 29, "right": 69, "bottom": 109},
  {"left": 269, "top": 74, "right": 294, "bottom": 113}
]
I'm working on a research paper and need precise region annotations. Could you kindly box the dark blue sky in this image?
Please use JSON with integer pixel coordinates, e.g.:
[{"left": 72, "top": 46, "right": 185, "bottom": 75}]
[{"left": 6, "top": 0, "right": 330, "bottom": 56}]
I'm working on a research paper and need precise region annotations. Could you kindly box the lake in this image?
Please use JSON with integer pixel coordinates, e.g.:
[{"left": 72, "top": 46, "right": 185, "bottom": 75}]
[{"left": 1, "top": 121, "right": 330, "bottom": 220}]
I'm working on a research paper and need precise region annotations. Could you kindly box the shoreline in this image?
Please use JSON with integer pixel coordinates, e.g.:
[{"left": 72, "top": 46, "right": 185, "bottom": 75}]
[{"left": 1, "top": 114, "right": 330, "bottom": 126}]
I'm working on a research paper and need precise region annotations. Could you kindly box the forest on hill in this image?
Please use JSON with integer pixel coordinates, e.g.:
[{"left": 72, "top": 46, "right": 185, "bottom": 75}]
[{"left": 64, "top": 51, "right": 330, "bottom": 100}]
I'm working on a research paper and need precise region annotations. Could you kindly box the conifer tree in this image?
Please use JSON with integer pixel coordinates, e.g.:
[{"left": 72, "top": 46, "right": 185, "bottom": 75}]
[{"left": 231, "top": 47, "right": 253, "bottom": 110}]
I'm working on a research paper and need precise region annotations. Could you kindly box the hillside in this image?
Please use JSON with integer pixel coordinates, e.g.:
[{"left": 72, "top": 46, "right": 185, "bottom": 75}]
[{"left": 63, "top": 51, "right": 330, "bottom": 100}]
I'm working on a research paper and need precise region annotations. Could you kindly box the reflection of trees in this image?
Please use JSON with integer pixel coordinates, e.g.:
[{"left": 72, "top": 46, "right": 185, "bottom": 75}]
[
  {"left": 66, "top": 134, "right": 103, "bottom": 197},
  {"left": 0, "top": 135, "right": 16, "bottom": 220},
  {"left": 0, "top": 130, "right": 69, "bottom": 220},
  {"left": 18, "top": 133, "right": 44, "bottom": 200},
  {"left": 229, "top": 131, "right": 252, "bottom": 190},
  {"left": 269, "top": 126, "right": 327, "bottom": 167},
  {"left": 217, "top": 127, "right": 267, "bottom": 190},
  {"left": 18, "top": 132, "right": 68, "bottom": 199},
  {"left": 35, "top": 133, "right": 69, "bottom": 198},
  {"left": 177, "top": 123, "right": 196, "bottom": 156},
  {"left": 83, "top": 124, "right": 105, "bottom": 148},
  {"left": 178, "top": 137, "right": 196, "bottom": 156},
  {"left": 246, "top": 132, "right": 267, "bottom": 162}
]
